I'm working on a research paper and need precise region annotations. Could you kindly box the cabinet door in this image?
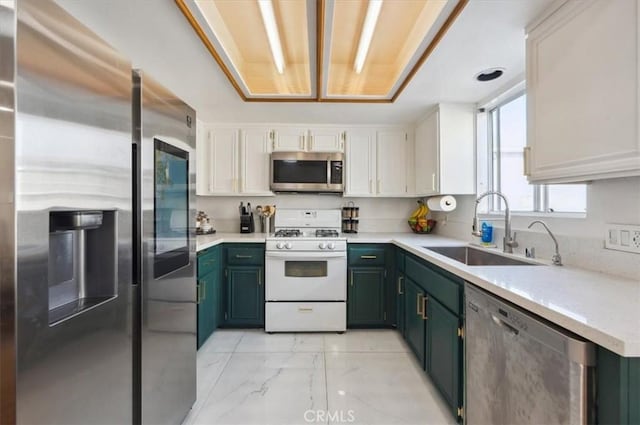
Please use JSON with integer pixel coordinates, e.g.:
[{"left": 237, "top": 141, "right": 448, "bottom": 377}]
[
  {"left": 272, "top": 127, "right": 307, "bottom": 151},
  {"left": 344, "top": 129, "right": 376, "bottom": 196},
  {"left": 426, "top": 296, "right": 462, "bottom": 418},
  {"left": 197, "top": 271, "right": 215, "bottom": 348},
  {"left": 308, "top": 128, "right": 344, "bottom": 152},
  {"left": 526, "top": 0, "right": 640, "bottom": 183},
  {"left": 226, "top": 266, "right": 264, "bottom": 326},
  {"left": 209, "top": 127, "right": 239, "bottom": 193},
  {"left": 438, "top": 104, "right": 475, "bottom": 194},
  {"left": 376, "top": 130, "right": 408, "bottom": 196},
  {"left": 404, "top": 278, "right": 426, "bottom": 366},
  {"left": 196, "top": 119, "right": 209, "bottom": 195},
  {"left": 415, "top": 111, "right": 439, "bottom": 196},
  {"left": 347, "top": 267, "right": 385, "bottom": 326},
  {"left": 396, "top": 272, "right": 406, "bottom": 336},
  {"left": 240, "top": 128, "right": 272, "bottom": 195}
]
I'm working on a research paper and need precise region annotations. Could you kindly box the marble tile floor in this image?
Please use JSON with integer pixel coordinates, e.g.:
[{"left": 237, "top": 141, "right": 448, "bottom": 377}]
[{"left": 182, "top": 329, "right": 456, "bottom": 425}]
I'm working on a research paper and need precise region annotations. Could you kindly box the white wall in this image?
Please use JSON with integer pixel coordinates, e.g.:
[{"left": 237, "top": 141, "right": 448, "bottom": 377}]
[
  {"left": 197, "top": 195, "right": 419, "bottom": 234},
  {"left": 431, "top": 176, "right": 640, "bottom": 280}
]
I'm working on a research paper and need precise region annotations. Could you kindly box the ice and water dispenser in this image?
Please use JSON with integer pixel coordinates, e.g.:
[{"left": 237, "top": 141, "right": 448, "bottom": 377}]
[{"left": 48, "top": 210, "right": 117, "bottom": 325}]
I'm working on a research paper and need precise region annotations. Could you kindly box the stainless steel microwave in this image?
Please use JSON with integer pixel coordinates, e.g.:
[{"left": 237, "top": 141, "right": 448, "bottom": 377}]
[{"left": 270, "top": 152, "right": 344, "bottom": 193}]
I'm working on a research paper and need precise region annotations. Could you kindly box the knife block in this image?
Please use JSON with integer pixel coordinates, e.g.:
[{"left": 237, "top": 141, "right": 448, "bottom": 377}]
[{"left": 240, "top": 213, "right": 254, "bottom": 233}]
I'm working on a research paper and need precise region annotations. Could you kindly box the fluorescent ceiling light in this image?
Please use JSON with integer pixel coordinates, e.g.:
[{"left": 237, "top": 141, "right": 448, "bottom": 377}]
[
  {"left": 257, "top": 0, "right": 285, "bottom": 74},
  {"left": 353, "top": 0, "right": 383, "bottom": 74}
]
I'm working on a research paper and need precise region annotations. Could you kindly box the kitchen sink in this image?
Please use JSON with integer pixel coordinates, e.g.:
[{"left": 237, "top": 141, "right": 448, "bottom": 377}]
[{"left": 425, "top": 246, "right": 541, "bottom": 266}]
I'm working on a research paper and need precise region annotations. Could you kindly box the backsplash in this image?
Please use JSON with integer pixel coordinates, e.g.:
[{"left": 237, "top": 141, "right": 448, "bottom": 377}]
[
  {"left": 431, "top": 176, "right": 640, "bottom": 280},
  {"left": 197, "top": 195, "right": 418, "bottom": 234}
]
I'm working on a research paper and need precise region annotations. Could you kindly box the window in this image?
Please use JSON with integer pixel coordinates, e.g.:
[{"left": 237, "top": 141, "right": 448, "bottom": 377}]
[{"left": 481, "top": 93, "right": 586, "bottom": 214}]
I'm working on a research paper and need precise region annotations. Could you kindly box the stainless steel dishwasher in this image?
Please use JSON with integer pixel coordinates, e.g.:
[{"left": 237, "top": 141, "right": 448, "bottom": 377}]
[{"left": 464, "top": 283, "right": 596, "bottom": 424}]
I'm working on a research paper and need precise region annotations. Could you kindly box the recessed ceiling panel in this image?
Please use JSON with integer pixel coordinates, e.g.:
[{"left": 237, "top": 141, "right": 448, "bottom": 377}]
[
  {"left": 176, "top": 0, "right": 466, "bottom": 102},
  {"left": 325, "top": 0, "right": 449, "bottom": 99},
  {"left": 182, "top": 0, "right": 314, "bottom": 98}
]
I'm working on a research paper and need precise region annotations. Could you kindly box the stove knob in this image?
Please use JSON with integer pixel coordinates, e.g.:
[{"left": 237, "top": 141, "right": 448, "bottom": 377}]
[
  {"left": 327, "top": 242, "right": 335, "bottom": 250},
  {"left": 318, "top": 242, "right": 327, "bottom": 249},
  {"left": 285, "top": 242, "right": 293, "bottom": 250},
  {"left": 276, "top": 242, "right": 285, "bottom": 249}
]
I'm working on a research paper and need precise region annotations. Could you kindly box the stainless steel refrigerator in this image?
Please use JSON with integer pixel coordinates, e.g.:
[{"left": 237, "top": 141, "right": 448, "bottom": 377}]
[{"left": 0, "top": 1, "right": 197, "bottom": 424}]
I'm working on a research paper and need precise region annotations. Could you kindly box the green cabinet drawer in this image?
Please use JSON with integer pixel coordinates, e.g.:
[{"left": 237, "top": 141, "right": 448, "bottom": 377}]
[
  {"left": 348, "top": 245, "right": 386, "bottom": 266},
  {"left": 226, "top": 245, "right": 264, "bottom": 266},
  {"left": 198, "top": 246, "right": 220, "bottom": 276},
  {"left": 406, "top": 256, "right": 462, "bottom": 316}
]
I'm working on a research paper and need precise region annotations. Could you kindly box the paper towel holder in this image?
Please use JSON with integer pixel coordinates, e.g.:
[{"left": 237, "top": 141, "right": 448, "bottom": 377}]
[{"left": 425, "top": 195, "right": 457, "bottom": 212}]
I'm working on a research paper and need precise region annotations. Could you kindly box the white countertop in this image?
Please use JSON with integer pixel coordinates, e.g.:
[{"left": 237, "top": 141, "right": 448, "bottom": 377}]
[
  {"left": 197, "top": 233, "right": 269, "bottom": 251},
  {"left": 197, "top": 232, "right": 640, "bottom": 357}
]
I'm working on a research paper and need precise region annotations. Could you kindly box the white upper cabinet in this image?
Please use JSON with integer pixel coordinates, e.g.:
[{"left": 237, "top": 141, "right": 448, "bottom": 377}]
[
  {"left": 271, "top": 127, "right": 307, "bottom": 151},
  {"left": 240, "top": 128, "right": 272, "bottom": 195},
  {"left": 197, "top": 125, "right": 274, "bottom": 196},
  {"left": 308, "top": 128, "right": 345, "bottom": 152},
  {"left": 376, "top": 130, "right": 410, "bottom": 196},
  {"left": 344, "top": 129, "right": 376, "bottom": 196},
  {"left": 415, "top": 104, "right": 475, "bottom": 196},
  {"left": 526, "top": 0, "right": 640, "bottom": 183},
  {"left": 344, "top": 128, "right": 412, "bottom": 197},
  {"left": 195, "top": 119, "right": 209, "bottom": 196},
  {"left": 207, "top": 127, "right": 238, "bottom": 194},
  {"left": 271, "top": 126, "right": 345, "bottom": 152}
]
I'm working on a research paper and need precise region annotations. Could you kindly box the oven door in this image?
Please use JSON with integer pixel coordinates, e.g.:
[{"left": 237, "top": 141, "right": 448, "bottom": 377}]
[{"left": 265, "top": 251, "right": 346, "bottom": 301}]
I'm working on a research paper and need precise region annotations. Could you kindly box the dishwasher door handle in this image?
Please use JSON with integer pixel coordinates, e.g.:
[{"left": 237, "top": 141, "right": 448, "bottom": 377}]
[{"left": 491, "top": 314, "right": 520, "bottom": 335}]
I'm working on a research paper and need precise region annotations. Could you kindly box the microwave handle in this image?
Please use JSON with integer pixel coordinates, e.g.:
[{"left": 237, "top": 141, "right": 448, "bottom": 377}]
[{"left": 326, "top": 156, "right": 331, "bottom": 188}]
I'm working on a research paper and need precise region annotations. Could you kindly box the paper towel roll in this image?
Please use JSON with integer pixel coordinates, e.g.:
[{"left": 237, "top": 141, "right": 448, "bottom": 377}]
[{"left": 426, "top": 195, "right": 457, "bottom": 212}]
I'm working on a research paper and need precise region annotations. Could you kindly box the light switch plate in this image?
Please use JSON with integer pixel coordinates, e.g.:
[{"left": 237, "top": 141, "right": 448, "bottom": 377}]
[{"left": 605, "top": 223, "right": 640, "bottom": 254}]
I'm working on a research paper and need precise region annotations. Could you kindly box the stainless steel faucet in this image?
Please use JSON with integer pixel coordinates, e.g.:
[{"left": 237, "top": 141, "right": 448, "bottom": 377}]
[
  {"left": 527, "top": 220, "right": 562, "bottom": 266},
  {"left": 472, "top": 191, "right": 518, "bottom": 253}
]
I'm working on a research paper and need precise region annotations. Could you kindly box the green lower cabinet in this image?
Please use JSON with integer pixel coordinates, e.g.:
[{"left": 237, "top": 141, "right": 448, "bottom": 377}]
[
  {"left": 597, "top": 346, "right": 640, "bottom": 424},
  {"left": 396, "top": 248, "right": 406, "bottom": 335},
  {"left": 197, "top": 246, "right": 221, "bottom": 349},
  {"left": 348, "top": 267, "right": 386, "bottom": 326},
  {"left": 426, "top": 296, "right": 462, "bottom": 420},
  {"left": 197, "top": 271, "right": 216, "bottom": 348},
  {"left": 225, "top": 266, "right": 264, "bottom": 327},
  {"left": 404, "top": 277, "right": 426, "bottom": 366},
  {"left": 396, "top": 273, "right": 406, "bottom": 336}
]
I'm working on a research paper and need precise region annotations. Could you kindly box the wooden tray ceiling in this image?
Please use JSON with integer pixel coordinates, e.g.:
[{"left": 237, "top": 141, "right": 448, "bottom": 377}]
[{"left": 176, "top": 0, "right": 468, "bottom": 103}]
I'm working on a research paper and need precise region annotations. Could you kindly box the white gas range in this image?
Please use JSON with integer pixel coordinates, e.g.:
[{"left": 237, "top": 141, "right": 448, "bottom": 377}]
[{"left": 265, "top": 209, "right": 346, "bottom": 333}]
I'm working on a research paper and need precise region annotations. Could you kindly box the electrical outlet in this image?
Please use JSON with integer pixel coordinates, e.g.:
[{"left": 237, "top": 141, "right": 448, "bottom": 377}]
[
  {"left": 633, "top": 231, "right": 640, "bottom": 249},
  {"left": 605, "top": 224, "right": 640, "bottom": 254}
]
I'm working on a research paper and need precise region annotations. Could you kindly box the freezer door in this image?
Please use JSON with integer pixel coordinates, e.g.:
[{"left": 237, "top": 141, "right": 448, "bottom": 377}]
[{"left": 14, "top": 1, "right": 133, "bottom": 423}]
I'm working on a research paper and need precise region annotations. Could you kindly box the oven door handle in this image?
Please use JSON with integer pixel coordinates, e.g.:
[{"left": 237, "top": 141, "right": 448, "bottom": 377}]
[{"left": 265, "top": 251, "right": 346, "bottom": 259}]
